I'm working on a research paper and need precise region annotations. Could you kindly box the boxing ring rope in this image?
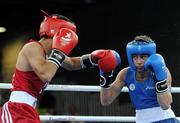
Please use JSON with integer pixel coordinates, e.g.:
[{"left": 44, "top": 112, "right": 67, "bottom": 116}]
[
  {"left": 0, "top": 83, "right": 129, "bottom": 92},
  {"left": 40, "top": 115, "right": 136, "bottom": 122},
  {"left": 39, "top": 115, "right": 180, "bottom": 122},
  {"left": 1, "top": 83, "right": 180, "bottom": 93},
  {"left": 1, "top": 83, "right": 180, "bottom": 122}
]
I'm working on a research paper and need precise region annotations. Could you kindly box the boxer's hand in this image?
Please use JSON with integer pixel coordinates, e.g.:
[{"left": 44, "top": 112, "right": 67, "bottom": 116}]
[
  {"left": 144, "top": 53, "right": 168, "bottom": 93},
  {"left": 80, "top": 49, "right": 121, "bottom": 69},
  {"left": 48, "top": 28, "right": 78, "bottom": 68},
  {"left": 95, "top": 50, "right": 121, "bottom": 88}
]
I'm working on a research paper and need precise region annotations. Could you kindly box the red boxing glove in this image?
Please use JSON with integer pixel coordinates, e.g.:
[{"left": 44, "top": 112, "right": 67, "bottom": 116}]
[
  {"left": 91, "top": 50, "right": 121, "bottom": 73},
  {"left": 92, "top": 50, "right": 121, "bottom": 88},
  {"left": 48, "top": 28, "right": 78, "bottom": 68},
  {"left": 52, "top": 28, "right": 78, "bottom": 55},
  {"left": 80, "top": 49, "right": 121, "bottom": 88}
]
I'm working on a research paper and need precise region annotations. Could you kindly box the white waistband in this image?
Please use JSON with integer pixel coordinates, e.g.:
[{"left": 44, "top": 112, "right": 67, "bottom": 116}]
[
  {"left": 136, "top": 106, "right": 175, "bottom": 123},
  {"left": 9, "top": 91, "right": 37, "bottom": 108}
]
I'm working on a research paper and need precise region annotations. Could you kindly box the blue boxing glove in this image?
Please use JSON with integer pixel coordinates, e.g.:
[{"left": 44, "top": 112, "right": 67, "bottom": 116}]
[
  {"left": 144, "top": 53, "right": 168, "bottom": 93},
  {"left": 94, "top": 50, "right": 121, "bottom": 88}
]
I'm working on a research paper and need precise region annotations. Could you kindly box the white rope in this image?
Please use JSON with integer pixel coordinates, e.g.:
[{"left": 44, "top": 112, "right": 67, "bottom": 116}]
[
  {"left": 40, "top": 115, "right": 180, "bottom": 122},
  {"left": 40, "top": 115, "right": 136, "bottom": 122},
  {"left": 1, "top": 83, "right": 180, "bottom": 122},
  {"left": 0, "top": 83, "right": 180, "bottom": 93},
  {"left": 0, "top": 83, "right": 128, "bottom": 92}
]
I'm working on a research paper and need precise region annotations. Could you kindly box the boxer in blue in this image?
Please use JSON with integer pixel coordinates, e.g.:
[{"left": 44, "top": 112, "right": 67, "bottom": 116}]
[{"left": 95, "top": 35, "right": 180, "bottom": 123}]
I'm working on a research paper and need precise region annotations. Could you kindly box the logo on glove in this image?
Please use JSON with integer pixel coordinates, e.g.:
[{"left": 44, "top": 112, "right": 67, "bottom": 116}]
[
  {"left": 61, "top": 32, "right": 71, "bottom": 42},
  {"left": 54, "top": 52, "right": 63, "bottom": 59}
]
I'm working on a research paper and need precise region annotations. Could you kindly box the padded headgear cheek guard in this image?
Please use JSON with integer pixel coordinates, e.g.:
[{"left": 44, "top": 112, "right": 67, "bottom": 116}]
[
  {"left": 126, "top": 40, "right": 156, "bottom": 70},
  {"left": 39, "top": 10, "right": 76, "bottom": 38}
]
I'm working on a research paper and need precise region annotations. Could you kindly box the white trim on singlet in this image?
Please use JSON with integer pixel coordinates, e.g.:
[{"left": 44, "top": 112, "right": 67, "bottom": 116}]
[
  {"left": 136, "top": 106, "right": 176, "bottom": 123},
  {"left": 9, "top": 91, "right": 37, "bottom": 108}
]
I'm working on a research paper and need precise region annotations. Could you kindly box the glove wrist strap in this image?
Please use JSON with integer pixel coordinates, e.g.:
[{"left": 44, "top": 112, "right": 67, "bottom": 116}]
[
  {"left": 48, "top": 49, "right": 66, "bottom": 68},
  {"left": 100, "top": 72, "right": 113, "bottom": 88},
  {"left": 80, "top": 54, "right": 98, "bottom": 69},
  {"left": 155, "top": 79, "right": 168, "bottom": 93}
]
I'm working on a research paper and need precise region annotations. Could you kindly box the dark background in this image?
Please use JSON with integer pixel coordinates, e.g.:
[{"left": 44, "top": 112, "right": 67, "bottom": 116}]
[
  {"left": 0, "top": 0, "right": 180, "bottom": 84},
  {"left": 1, "top": 0, "right": 180, "bottom": 120}
]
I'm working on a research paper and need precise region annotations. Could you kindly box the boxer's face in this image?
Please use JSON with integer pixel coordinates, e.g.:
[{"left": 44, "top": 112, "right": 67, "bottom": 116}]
[{"left": 132, "top": 54, "right": 149, "bottom": 71}]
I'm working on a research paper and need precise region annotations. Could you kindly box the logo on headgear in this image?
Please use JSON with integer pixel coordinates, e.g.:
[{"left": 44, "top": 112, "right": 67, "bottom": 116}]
[
  {"left": 137, "top": 45, "right": 141, "bottom": 51},
  {"left": 50, "top": 29, "right": 55, "bottom": 35}
]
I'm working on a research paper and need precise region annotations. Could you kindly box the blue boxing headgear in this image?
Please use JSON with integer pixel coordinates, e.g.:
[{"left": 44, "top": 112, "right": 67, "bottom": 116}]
[{"left": 126, "top": 39, "right": 156, "bottom": 70}]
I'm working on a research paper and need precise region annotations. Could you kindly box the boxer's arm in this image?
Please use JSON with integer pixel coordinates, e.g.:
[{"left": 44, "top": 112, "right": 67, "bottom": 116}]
[
  {"left": 100, "top": 67, "right": 127, "bottom": 106},
  {"left": 144, "top": 54, "right": 173, "bottom": 109},
  {"left": 22, "top": 42, "right": 58, "bottom": 82},
  {"left": 48, "top": 28, "right": 78, "bottom": 68},
  {"left": 61, "top": 56, "right": 82, "bottom": 70},
  {"left": 61, "top": 49, "right": 115, "bottom": 71},
  {"left": 157, "top": 68, "right": 173, "bottom": 110},
  {"left": 88, "top": 49, "right": 122, "bottom": 106}
]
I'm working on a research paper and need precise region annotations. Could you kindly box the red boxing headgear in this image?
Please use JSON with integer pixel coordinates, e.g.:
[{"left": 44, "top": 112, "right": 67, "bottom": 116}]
[{"left": 39, "top": 10, "right": 76, "bottom": 38}]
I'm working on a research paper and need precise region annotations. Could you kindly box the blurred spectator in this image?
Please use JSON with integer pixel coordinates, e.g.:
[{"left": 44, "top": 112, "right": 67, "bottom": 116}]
[
  {"left": 0, "top": 90, "right": 10, "bottom": 106},
  {"left": 62, "top": 104, "right": 85, "bottom": 123},
  {"left": 38, "top": 92, "right": 62, "bottom": 123}
]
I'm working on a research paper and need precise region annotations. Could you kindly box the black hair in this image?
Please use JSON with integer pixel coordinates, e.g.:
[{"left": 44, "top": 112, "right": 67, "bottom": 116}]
[{"left": 50, "top": 14, "right": 76, "bottom": 25}]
